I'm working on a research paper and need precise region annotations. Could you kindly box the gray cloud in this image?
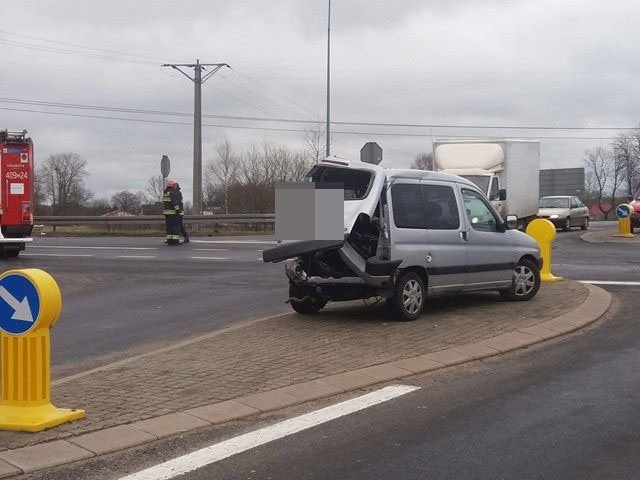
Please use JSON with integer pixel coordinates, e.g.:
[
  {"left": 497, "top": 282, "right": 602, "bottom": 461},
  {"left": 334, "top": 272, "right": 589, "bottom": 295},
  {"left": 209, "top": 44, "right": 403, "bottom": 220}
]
[{"left": 2, "top": 0, "right": 640, "bottom": 203}]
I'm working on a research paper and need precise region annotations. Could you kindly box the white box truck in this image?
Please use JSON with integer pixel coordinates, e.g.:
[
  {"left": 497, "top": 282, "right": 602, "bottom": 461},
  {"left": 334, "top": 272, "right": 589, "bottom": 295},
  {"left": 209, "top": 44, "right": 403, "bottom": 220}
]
[{"left": 433, "top": 139, "right": 540, "bottom": 227}]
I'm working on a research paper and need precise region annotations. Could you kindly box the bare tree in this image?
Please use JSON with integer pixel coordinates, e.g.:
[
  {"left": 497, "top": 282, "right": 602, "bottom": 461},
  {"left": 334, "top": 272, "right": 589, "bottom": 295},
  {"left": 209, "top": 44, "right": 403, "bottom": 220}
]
[
  {"left": 206, "top": 138, "right": 238, "bottom": 214},
  {"left": 612, "top": 132, "right": 638, "bottom": 197},
  {"left": 303, "top": 123, "right": 326, "bottom": 163},
  {"left": 111, "top": 190, "right": 146, "bottom": 215},
  {"left": 584, "top": 146, "right": 624, "bottom": 219},
  {"left": 38, "top": 152, "right": 92, "bottom": 215},
  {"left": 627, "top": 126, "right": 640, "bottom": 195},
  {"left": 410, "top": 152, "right": 434, "bottom": 170},
  {"left": 146, "top": 175, "right": 165, "bottom": 204}
]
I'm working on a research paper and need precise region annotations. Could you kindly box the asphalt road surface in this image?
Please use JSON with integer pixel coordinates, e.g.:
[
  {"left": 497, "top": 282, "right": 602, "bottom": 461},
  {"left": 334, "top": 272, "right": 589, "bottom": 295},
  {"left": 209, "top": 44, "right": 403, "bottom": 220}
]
[
  {"left": 22, "top": 221, "right": 640, "bottom": 479},
  {"left": 1, "top": 235, "right": 288, "bottom": 378},
  {"left": 3, "top": 221, "right": 627, "bottom": 379}
]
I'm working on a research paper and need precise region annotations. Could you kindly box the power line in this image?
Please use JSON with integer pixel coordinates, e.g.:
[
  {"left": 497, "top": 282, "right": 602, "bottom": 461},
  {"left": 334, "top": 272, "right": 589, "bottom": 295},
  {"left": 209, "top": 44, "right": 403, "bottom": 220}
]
[
  {"left": 0, "top": 29, "right": 164, "bottom": 61},
  {"left": 0, "top": 96, "right": 636, "bottom": 132},
  {"left": 0, "top": 39, "right": 158, "bottom": 65},
  {"left": 0, "top": 106, "right": 624, "bottom": 140}
]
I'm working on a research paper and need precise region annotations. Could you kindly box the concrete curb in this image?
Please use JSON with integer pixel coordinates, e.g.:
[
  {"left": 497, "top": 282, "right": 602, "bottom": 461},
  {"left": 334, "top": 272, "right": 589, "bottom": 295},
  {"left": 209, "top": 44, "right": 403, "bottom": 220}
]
[
  {"left": 580, "top": 231, "right": 640, "bottom": 244},
  {"left": 0, "top": 283, "right": 612, "bottom": 477}
]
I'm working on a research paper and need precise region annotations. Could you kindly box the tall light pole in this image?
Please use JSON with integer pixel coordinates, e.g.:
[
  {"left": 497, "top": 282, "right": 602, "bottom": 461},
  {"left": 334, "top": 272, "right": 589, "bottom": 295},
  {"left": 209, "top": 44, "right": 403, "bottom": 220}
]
[
  {"left": 326, "top": 0, "right": 331, "bottom": 157},
  {"left": 162, "top": 60, "right": 229, "bottom": 215}
]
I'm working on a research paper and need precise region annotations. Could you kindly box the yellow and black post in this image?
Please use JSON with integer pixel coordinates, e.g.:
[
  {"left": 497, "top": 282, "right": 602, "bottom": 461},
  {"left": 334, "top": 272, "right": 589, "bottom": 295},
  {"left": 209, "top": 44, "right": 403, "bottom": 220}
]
[{"left": 0, "top": 268, "right": 85, "bottom": 432}]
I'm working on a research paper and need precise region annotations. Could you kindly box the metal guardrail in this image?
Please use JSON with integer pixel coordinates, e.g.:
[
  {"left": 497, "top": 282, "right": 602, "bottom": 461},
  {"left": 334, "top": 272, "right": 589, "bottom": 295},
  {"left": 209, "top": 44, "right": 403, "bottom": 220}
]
[{"left": 35, "top": 214, "right": 275, "bottom": 229}]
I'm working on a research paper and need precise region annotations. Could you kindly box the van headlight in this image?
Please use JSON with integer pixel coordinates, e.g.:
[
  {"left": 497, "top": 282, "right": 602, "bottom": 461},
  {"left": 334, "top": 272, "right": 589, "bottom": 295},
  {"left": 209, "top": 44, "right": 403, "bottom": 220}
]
[{"left": 549, "top": 214, "right": 559, "bottom": 219}]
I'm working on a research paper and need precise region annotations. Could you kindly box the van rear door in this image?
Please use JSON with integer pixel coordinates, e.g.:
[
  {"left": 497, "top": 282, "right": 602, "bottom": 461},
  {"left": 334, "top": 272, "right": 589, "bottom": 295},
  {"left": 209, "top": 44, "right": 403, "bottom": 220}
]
[{"left": 309, "top": 160, "right": 384, "bottom": 235}]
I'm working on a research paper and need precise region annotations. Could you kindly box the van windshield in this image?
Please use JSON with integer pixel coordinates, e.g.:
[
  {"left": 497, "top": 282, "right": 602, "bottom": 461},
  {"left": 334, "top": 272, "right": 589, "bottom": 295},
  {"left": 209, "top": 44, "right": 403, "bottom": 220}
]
[
  {"left": 308, "top": 166, "right": 373, "bottom": 200},
  {"left": 461, "top": 175, "right": 491, "bottom": 194}
]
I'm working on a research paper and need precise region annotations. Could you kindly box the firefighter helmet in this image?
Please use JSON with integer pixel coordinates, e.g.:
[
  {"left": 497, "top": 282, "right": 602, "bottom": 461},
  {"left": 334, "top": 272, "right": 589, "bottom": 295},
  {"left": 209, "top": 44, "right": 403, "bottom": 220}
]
[{"left": 166, "top": 179, "right": 177, "bottom": 188}]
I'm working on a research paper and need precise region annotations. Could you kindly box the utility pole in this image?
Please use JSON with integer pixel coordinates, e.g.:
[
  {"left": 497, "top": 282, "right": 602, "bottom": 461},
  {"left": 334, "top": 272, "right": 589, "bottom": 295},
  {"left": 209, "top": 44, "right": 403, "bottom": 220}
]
[
  {"left": 162, "top": 59, "right": 229, "bottom": 215},
  {"left": 326, "top": 0, "right": 331, "bottom": 157}
]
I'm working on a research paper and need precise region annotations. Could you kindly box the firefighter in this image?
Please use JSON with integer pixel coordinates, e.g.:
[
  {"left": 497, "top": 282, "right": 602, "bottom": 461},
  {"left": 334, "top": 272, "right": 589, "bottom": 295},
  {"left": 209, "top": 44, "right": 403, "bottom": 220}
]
[
  {"left": 162, "top": 180, "right": 181, "bottom": 245},
  {"left": 176, "top": 183, "right": 189, "bottom": 243}
]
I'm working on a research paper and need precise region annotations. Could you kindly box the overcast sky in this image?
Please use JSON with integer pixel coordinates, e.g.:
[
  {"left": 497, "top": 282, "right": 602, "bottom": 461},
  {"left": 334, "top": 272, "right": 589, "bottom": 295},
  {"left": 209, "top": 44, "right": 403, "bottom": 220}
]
[{"left": 3, "top": 0, "right": 640, "bottom": 204}]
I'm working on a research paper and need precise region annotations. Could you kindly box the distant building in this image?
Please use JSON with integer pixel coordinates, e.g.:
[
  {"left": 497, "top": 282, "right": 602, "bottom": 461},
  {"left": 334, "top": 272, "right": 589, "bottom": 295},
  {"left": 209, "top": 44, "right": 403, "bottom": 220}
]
[{"left": 539, "top": 167, "right": 585, "bottom": 197}]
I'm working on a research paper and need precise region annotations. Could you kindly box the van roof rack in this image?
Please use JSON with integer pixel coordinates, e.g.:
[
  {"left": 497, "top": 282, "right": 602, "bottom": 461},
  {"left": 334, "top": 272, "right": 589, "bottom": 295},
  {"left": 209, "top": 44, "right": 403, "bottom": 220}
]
[{"left": 0, "top": 130, "right": 29, "bottom": 144}]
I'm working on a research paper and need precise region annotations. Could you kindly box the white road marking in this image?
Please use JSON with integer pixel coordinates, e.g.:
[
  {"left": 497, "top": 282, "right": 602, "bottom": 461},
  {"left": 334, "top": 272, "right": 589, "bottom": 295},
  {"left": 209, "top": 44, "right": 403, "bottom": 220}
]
[
  {"left": 580, "top": 280, "right": 640, "bottom": 286},
  {"left": 119, "top": 385, "right": 419, "bottom": 480},
  {"left": 191, "top": 239, "right": 276, "bottom": 245},
  {"left": 190, "top": 256, "right": 230, "bottom": 261},
  {"left": 31, "top": 245, "right": 157, "bottom": 251},
  {"left": 117, "top": 255, "right": 157, "bottom": 259},
  {"left": 192, "top": 248, "right": 229, "bottom": 252},
  {"left": 21, "top": 253, "right": 93, "bottom": 257}
]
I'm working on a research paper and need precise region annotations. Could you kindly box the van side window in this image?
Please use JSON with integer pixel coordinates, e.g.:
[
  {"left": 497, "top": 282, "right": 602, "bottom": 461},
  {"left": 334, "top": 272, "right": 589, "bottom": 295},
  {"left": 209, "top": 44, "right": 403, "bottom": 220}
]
[
  {"left": 422, "top": 185, "right": 460, "bottom": 230},
  {"left": 462, "top": 189, "right": 500, "bottom": 232},
  {"left": 391, "top": 184, "right": 427, "bottom": 229}
]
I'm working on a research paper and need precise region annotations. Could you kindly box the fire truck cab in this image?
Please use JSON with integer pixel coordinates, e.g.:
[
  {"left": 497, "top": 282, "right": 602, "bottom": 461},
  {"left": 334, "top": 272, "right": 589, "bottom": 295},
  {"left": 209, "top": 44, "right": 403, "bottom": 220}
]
[{"left": 0, "top": 130, "right": 34, "bottom": 257}]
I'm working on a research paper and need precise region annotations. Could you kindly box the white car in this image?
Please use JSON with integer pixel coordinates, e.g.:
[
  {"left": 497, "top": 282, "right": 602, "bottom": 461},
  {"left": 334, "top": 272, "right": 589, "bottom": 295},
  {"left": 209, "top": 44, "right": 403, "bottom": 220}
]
[{"left": 538, "top": 196, "right": 589, "bottom": 231}]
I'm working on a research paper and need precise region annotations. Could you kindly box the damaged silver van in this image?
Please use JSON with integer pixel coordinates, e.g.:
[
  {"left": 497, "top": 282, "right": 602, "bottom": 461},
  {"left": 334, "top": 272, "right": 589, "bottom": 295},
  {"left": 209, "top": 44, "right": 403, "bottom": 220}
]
[{"left": 263, "top": 157, "right": 542, "bottom": 321}]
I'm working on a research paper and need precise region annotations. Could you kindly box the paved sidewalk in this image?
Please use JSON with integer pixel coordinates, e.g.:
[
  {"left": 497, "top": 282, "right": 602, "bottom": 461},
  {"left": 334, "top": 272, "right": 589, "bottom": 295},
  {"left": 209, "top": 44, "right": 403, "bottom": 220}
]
[{"left": 0, "top": 280, "right": 589, "bottom": 454}]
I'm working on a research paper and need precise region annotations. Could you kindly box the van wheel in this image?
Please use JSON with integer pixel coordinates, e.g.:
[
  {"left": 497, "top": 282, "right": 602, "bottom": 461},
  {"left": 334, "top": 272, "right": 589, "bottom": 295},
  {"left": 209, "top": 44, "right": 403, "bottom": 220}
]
[
  {"left": 289, "top": 284, "right": 327, "bottom": 314},
  {"left": 499, "top": 259, "right": 541, "bottom": 301},
  {"left": 392, "top": 271, "right": 425, "bottom": 321},
  {"left": 562, "top": 217, "right": 571, "bottom": 231}
]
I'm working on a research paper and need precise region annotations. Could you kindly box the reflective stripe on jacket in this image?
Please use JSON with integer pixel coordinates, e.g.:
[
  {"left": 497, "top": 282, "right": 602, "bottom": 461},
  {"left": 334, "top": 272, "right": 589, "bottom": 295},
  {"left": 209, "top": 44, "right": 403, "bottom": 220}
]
[{"left": 162, "top": 189, "right": 180, "bottom": 215}]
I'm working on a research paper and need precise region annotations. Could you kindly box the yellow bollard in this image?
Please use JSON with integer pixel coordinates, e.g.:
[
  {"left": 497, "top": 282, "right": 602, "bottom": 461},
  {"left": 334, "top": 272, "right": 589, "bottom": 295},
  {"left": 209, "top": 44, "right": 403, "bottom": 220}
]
[
  {"left": 526, "top": 219, "right": 563, "bottom": 282},
  {"left": 613, "top": 203, "right": 634, "bottom": 238},
  {"left": 0, "top": 268, "right": 85, "bottom": 432}
]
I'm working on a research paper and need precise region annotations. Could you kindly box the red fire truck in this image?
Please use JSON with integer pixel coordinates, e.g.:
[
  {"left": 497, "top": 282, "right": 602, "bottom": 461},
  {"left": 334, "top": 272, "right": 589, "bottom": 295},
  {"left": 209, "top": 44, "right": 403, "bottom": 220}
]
[{"left": 0, "top": 130, "right": 34, "bottom": 257}]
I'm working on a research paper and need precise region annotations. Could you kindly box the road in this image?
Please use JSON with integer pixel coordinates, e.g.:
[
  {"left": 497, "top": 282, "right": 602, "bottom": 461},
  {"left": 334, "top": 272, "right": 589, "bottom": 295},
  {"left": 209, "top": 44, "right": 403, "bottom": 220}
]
[
  {"left": 25, "top": 220, "right": 639, "bottom": 480},
  {"left": 1, "top": 235, "right": 288, "bottom": 378},
  {"left": 4, "top": 221, "right": 629, "bottom": 379}
]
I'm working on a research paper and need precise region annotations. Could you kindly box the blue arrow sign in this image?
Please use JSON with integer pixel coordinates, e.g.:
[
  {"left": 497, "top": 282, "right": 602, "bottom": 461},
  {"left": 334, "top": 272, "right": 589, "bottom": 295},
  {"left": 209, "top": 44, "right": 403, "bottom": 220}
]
[
  {"left": 617, "top": 205, "right": 631, "bottom": 219},
  {"left": 0, "top": 274, "right": 40, "bottom": 335}
]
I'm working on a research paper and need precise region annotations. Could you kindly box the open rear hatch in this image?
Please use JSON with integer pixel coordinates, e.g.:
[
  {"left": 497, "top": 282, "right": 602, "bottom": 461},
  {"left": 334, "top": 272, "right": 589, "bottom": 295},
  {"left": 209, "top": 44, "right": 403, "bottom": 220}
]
[{"left": 263, "top": 239, "right": 344, "bottom": 263}]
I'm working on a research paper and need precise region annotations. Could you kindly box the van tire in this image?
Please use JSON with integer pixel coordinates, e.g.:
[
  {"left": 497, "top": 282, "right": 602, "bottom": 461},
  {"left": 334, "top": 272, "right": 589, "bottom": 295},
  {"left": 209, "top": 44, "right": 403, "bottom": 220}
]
[
  {"left": 562, "top": 217, "right": 571, "bottom": 231},
  {"left": 289, "top": 284, "right": 327, "bottom": 314},
  {"left": 499, "top": 259, "right": 541, "bottom": 301},
  {"left": 392, "top": 271, "right": 425, "bottom": 321}
]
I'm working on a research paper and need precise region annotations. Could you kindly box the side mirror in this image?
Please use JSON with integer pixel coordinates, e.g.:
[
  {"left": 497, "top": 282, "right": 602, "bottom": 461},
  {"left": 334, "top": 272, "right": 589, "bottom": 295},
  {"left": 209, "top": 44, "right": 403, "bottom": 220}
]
[
  {"left": 506, "top": 215, "right": 518, "bottom": 230},
  {"left": 499, "top": 189, "right": 507, "bottom": 201}
]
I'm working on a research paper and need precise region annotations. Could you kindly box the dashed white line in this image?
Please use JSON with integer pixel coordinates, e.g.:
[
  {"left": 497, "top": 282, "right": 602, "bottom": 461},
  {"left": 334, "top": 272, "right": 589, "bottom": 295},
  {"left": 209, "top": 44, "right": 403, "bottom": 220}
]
[
  {"left": 30, "top": 246, "right": 158, "bottom": 251},
  {"left": 580, "top": 280, "right": 640, "bottom": 286},
  {"left": 191, "top": 239, "right": 276, "bottom": 245},
  {"left": 117, "top": 255, "right": 157, "bottom": 259},
  {"left": 21, "top": 253, "right": 93, "bottom": 258},
  {"left": 119, "top": 385, "right": 419, "bottom": 480},
  {"left": 190, "top": 256, "right": 230, "bottom": 261},
  {"left": 192, "top": 248, "right": 229, "bottom": 252}
]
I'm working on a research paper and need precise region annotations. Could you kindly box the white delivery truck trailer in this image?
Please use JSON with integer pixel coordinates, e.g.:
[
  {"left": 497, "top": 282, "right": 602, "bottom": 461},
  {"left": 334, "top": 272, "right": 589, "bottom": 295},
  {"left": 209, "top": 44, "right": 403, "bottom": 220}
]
[{"left": 433, "top": 139, "right": 540, "bottom": 227}]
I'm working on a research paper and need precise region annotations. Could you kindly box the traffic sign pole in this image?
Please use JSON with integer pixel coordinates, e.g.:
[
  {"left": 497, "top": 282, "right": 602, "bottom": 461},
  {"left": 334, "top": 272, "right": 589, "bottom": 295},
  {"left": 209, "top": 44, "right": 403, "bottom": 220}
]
[
  {"left": 0, "top": 269, "right": 85, "bottom": 432},
  {"left": 613, "top": 203, "right": 634, "bottom": 238}
]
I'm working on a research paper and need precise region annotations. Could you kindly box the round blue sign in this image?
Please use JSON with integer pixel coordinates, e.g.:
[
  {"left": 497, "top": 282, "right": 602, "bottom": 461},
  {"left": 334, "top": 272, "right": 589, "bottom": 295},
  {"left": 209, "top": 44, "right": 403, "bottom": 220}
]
[
  {"left": 0, "top": 274, "right": 40, "bottom": 335},
  {"left": 616, "top": 204, "right": 631, "bottom": 219}
]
